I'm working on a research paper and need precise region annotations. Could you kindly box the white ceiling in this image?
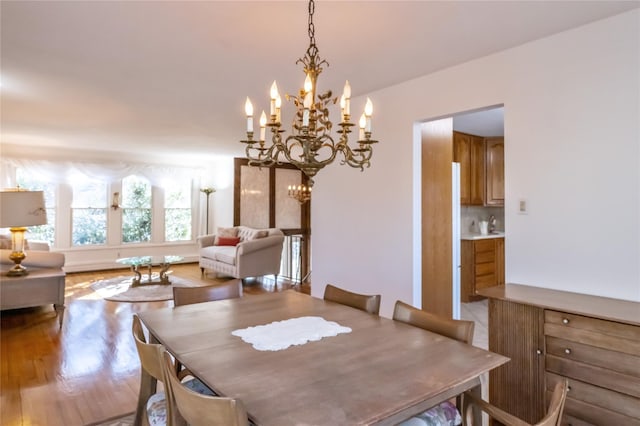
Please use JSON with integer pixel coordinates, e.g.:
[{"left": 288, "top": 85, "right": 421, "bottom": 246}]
[{"left": 1, "top": 1, "right": 637, "bottom": 164}]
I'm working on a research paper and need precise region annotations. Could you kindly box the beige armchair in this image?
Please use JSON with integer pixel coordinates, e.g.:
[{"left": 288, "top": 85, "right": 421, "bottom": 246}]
[{"left": 198, "top": 226, "right": 284, "bottom": 280}]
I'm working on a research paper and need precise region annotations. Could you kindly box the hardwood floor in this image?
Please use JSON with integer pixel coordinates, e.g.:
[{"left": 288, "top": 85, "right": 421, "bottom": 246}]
[{"left": 0, "top": 264, "right": 307, "bottom": 426}]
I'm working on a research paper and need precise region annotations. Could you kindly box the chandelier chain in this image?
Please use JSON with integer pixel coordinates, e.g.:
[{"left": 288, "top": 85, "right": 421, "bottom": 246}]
[{"left": 308, "top": 0, "right": 315, "bottom": 45}]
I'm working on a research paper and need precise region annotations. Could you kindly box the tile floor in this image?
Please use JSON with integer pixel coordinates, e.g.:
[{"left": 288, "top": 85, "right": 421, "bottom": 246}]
[
  {"left": 461, "top": 299, "right": 489, "bottom": 349},
  {"left": 460, "top": 299, "right": 490, "bottom": 425}
]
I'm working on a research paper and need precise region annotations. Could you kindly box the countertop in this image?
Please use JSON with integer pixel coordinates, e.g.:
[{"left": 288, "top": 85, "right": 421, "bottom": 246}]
[{"left": 461, "top": 231, "right": 504, "bottom": 240}]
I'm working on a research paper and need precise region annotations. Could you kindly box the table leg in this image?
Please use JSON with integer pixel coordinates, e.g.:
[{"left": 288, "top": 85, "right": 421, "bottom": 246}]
[
  {"left": 466, "top": 380, "right": 482, "bottom": 426},
  {"left": 159, "top": 262, "right": 172, "bottom": 285},
  {"left": 54, "top": 304, "right": 65, "bottom": 329},
  {"left": 130, "top": 265, "right": 143, "bottom": 287}
]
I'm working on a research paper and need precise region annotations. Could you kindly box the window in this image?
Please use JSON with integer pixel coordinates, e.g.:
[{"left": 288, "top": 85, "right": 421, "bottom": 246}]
[
  {"left": 121, "top": 175, "right": 152, "bottom": 243},
  {"left": 72, "top": 180, "right": 107, "bottom": 246},
  {"left": 164, "top": 181, "right": 192, "bottom": 242},
  {"left": 16, "top": 169, "right": 56, "bottom": 245}
]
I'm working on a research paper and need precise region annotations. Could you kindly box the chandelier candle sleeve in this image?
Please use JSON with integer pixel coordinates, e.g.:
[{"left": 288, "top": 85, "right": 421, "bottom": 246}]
[{"left": 343, "top": 80, "right": 351, "bottom": 119}]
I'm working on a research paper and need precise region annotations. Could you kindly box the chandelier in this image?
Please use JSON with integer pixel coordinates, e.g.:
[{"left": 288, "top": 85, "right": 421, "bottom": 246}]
[
  {"left": 288, "top": 184, "right": 311, "bottom": 204},
  {"left": 241, "top": 0, "right": 378, "bottom": 187}
]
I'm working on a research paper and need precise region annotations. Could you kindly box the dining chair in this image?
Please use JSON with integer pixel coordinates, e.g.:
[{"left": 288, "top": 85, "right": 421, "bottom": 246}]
[
  {"left": 461, "top": 379, "right": 569, "bottom": 426},
  {"left": 172, "top": 279, "right": 243, "bottom": 307},
  {"left": 171, "top": 279, "right": 243, "bottom": 375},
  {"left": 132, "top": 315, "right": 214, "bottom": 426},
  {"left": 161, "top": 349, "right": 250, "bottom": 426},
  {"left": 393, "top": 300, "right": 475, "bottom": 426},
  {"left": 323, "top": 283, "right": 381, "bottom": 315}
]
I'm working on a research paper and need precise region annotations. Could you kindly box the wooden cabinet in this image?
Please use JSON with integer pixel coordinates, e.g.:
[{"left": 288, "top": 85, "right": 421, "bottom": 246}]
[
  {"left": 453, "top": 131, "right": 484, "bottom": 206},
  {"left": 479, "top": 285, "right": 640, "bottom": 426},
  {"left": 485, "top": 137, "right": 504, "bottom": 206},
  {"left": 461, "top": 237, "right": 504, "bottom": 302}
]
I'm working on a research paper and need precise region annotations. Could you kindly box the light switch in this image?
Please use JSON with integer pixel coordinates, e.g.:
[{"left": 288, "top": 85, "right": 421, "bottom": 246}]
[{"left": 518, "top": 199, "right": 528, "bottom": 214}]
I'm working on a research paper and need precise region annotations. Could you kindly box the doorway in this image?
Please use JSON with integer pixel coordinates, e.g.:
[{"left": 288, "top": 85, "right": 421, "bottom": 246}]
[{"left": 420, "top": 106, "right": 504, "bottom": 320}]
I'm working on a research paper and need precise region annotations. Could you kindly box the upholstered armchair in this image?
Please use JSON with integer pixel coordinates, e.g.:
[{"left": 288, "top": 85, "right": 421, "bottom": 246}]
[{"left": 198, "top": 226, "right": 284, "bottom": 280}]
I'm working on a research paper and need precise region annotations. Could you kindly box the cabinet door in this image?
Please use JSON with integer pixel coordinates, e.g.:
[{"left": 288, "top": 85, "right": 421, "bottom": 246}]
[
  {"left": 469, "top": 136, "right": 485, "bottom": 205},
  {"left": 453, "top": 132, "right": 471, "bottom": 205},
  {"left": 495, "top": 238, "right": 505, "bottom": 285},
  {"left": 486, "top": 137, "right": 504, "bottom": 206},
  {"left": 489, "top": 299, "right": 546, "bottom": 425}
]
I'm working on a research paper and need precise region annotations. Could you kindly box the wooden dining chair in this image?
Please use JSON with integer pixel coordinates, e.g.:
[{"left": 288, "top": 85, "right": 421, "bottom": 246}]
[
  {"left": 161, "top": 349, "right": 250, "bottom": 426},
  {"left": 392, "top": 300, "right": 475, "bottom": 345},
  {"left": 393, "top": 300, "right": 475, "bottom": 426},
  {"left": 132, "top": 315, "right": 214, "bottom": 426},
  {"left": 462, "top": 379, "right": 569, "bottom": 426},
  {"left": 173, "top": 279, "right": 243, "bottom": 307},
  {"left": 323, "top": 283, "right": 381, "bottom": 315}
]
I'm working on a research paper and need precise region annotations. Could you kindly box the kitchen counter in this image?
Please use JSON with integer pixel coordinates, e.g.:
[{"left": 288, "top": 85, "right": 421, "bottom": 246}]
[{"left": 461, "top": 231, "right": 504, "bottom": 240}]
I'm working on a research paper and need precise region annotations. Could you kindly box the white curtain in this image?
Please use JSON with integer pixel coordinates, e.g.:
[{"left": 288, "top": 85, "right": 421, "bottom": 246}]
[{"left": 1, "top": 157, "right": 203, "bottom": 187}]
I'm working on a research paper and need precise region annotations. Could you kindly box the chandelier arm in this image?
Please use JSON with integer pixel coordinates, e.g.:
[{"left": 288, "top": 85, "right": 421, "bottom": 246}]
[{"left": 337, "top": 143, "right": 373, "bottom": 170}]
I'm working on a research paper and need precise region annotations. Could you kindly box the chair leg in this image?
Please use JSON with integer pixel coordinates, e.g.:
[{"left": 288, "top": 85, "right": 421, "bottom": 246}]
[{"left": 200, "top": 267, "right": 204, "bottom": 277}]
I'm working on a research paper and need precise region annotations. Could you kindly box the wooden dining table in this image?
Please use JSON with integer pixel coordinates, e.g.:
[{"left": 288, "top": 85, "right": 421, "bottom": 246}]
[{"left": 137, "top": 290, "right": 509, "bottom": 426}]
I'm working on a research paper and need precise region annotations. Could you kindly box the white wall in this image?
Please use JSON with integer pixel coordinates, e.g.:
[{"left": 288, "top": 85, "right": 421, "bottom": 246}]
[{"left": 311, "top": 10, "right": 640, "bottom": 317}]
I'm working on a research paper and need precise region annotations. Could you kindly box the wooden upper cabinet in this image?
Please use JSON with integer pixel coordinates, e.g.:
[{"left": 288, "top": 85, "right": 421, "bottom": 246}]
[
  {"left": 453, "top": 131, "right": 484, "bottom": 206},
  {"left": 485, "top": 137, "right": 504, "bottom": 206},
  {"left": 453, "top": 132, "right": 471, "bottom": 205}
]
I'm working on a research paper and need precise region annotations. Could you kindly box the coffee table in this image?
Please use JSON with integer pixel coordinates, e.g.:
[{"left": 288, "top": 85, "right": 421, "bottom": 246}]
[{"left": 116, "top": 255, "right": 183, "bottom": 287}]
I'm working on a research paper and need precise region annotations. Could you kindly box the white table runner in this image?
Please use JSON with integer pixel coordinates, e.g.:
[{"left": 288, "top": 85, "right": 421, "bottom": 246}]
[{"left": 231, "top": 316, "right": 352, "bottom": 351}]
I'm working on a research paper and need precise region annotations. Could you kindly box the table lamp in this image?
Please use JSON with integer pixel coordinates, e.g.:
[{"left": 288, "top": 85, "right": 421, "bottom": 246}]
[{"left": 0, "top": 190, "right": 47, "bottom": 276}]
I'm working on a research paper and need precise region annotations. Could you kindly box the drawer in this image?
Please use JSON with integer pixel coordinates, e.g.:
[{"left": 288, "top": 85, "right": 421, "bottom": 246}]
[
  {"left": 545, "top": 310, "right": 640, "bottom": 341},
  {"left": 546, "top": 372, "right": 640, "bottom": 419},
  {"left": 475, "top": 262, "right": 495, "bottom": 276},
  {"left": 546, "top": 336, "right": 640, "bottom": 377},
  {"left": 475, "top": 251, "right": 495, "bottom": 264},
  {"left": 475, "top": 273, "right": 496, "bottom": 289},
  {"left": 562, "top": 414, "right": 596, "bottom": 426},
  {"left": 473, "top": 239, "right": 494, "bottom": 253},
  {"left": 546, "top": 354, "right": 640, "bottom": 398},
  {"left": 548, "top": 392, "right": 640, "bottom": 426},
  {"left": 545, "top": 312, "right": 640, "bottom": 357}
]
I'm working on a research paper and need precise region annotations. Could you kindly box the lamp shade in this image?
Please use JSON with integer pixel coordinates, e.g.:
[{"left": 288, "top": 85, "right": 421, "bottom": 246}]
[{"left": 0, "top": 190, "right": 48, "bottom": 228}]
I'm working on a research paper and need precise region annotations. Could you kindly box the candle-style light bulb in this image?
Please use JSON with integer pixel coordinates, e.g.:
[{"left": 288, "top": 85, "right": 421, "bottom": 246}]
[
  {"left": 245, "top": 97, "right": 254, "bottom": 133},
  {"left": 365, "top": 97, "right": 373, "bottom": 116},
  {"left": 259, "top": 111, "right": 267, "bottom": 141},
  {"left": 364, "top": 98, "right": 373, "bottom": 132},
  {"left": 343, "top": 80, "right": 351, "bottom": 98},
  {"left": 359, "top": 113, "right": 366, "bottom": 140},
  {"left": 270, "top": 81, "right": 279, "bottom": 116},
  {"left": 304, "top": 74, "right": 313, "bottom": 93}
]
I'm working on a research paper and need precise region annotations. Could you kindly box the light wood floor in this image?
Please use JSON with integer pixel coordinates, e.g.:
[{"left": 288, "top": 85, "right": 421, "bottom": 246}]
[{"left": 0, "top": 264, "right": 307, "bottom": 426}]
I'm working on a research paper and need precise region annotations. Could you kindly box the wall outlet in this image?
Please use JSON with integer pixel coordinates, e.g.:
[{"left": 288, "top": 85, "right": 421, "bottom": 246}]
[{"left": 518, "top": 199, "right": 528, "bottom": 215}]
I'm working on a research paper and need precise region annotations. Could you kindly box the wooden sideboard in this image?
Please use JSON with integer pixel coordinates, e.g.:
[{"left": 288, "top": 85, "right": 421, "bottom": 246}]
[{"left": 478, "top": 284, "right": 640, "bottom": 426}]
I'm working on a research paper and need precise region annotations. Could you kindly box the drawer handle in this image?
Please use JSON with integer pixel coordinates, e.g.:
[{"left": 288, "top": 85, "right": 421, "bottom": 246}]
[
  {"left": 536, "top": 349, "right": 542, "bottom": 355},
  {"left": 562, "top": 318, "right": 570, "bottom": 324},
  {"left": 565, "top": 348, "right": 572, "bottom": 355}
]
